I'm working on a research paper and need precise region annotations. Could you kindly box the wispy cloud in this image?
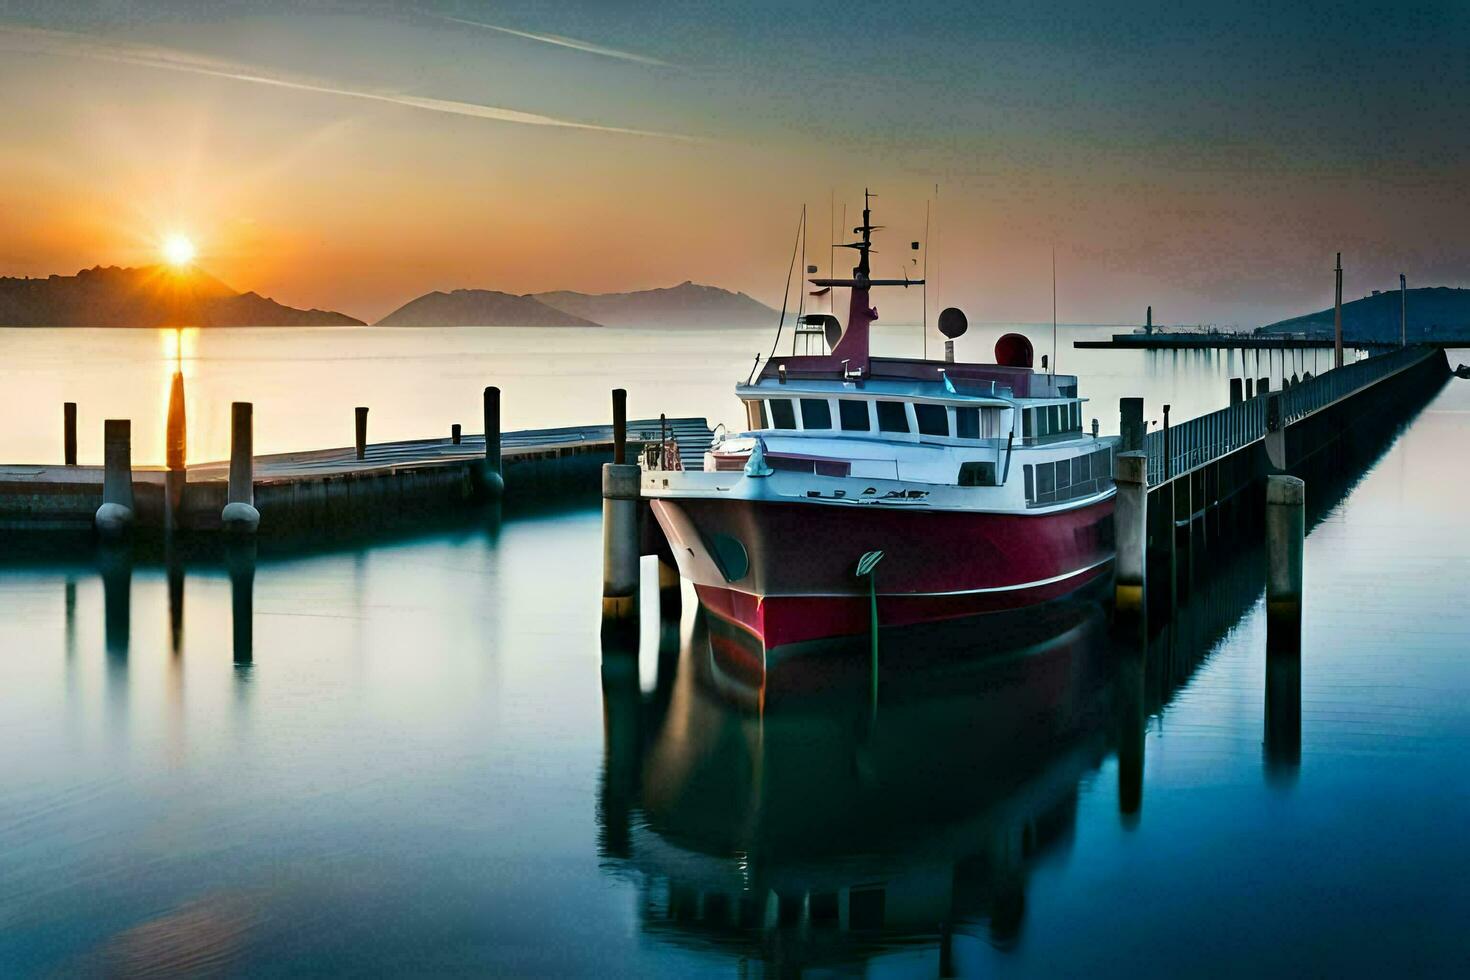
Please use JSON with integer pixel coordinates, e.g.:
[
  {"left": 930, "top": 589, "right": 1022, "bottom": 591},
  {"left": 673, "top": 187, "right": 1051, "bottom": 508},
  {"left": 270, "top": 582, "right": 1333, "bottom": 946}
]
[
  {"left": 434, "top": 13, "right": 676, "bottom": 68},
  {"left": 0, "top": 24, "right": 694, "bottom": 141}
]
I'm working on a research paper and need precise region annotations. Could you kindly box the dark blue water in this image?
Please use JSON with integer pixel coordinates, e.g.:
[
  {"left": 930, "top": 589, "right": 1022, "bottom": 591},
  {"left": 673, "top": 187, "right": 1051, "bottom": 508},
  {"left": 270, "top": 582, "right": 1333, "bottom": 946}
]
[{"left": 3, "top": 359, "right": 1469, "bottom": 976}]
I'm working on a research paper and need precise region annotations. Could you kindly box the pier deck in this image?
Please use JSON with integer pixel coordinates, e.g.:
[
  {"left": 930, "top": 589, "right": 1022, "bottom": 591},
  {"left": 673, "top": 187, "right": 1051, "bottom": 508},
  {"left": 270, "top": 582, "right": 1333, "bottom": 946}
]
[{"left": 0, "top": 417, "right": 713, "bottom": 536}]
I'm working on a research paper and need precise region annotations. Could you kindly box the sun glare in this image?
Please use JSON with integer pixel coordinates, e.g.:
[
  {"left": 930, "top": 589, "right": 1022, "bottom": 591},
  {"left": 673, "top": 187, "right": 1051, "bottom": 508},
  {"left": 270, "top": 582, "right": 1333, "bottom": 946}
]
[{"left": 162, "top": 233, "right": 196, "bottom": 267}]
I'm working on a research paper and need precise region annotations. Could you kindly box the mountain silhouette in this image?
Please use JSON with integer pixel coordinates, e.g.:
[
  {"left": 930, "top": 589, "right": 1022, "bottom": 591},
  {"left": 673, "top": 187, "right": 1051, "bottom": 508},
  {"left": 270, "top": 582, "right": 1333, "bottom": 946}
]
[
  {"left": 0, "top": 265, "right": 363, "bottom": 326},
  {"left": 1259, "top": 286, "right": 1470, "bottom": 343},
  {"left": 376, "top": 289, "right": 597, "bottom": 327},
  {"left": 534, "top": 281, "right": 776, "bottom": 327}
]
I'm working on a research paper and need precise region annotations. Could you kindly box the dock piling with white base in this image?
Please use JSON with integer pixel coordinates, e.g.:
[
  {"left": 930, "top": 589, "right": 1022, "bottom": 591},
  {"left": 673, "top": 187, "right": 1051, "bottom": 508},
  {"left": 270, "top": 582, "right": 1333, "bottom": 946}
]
[
  {"left": 221, "top": 401, "right": 260, "bottom": 533},
  {"left": 1265, "top": 475, "right": 1305, "bottom": 654},
  {"left": 95, "top": 419, "right": 134, "bottom": 537}
]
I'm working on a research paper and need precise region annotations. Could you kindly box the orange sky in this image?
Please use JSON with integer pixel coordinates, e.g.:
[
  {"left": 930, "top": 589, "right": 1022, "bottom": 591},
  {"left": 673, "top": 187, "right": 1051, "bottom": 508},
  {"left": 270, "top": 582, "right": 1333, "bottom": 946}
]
[{"left": 3, "top": 3, "right": 1468, "bottom": 326}]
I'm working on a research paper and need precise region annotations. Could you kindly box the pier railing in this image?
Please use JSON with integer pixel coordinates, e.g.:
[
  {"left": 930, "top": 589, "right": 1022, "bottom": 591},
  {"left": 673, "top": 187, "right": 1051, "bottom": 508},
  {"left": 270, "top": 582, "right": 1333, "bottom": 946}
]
[
  {"left": 1276, "top": 345, "right": 1426, "bottom": 426},
  {"left": 1142, "top": 346, "right": 1433, "bottom": 485}
]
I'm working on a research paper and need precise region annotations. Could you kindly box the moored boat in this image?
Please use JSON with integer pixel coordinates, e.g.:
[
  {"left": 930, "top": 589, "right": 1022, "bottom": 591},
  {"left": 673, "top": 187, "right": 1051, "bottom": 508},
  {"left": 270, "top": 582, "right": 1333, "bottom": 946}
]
[{"left": 643, "top": 192, "right": 1118, "bottom": 656}]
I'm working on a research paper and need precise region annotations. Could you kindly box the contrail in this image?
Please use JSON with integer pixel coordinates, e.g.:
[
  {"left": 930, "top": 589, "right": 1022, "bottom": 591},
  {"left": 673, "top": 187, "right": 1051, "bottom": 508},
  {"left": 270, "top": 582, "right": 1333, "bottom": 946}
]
[
  {"left": 435, "top": 13, "right": 676, "bottom": 68},
  {"left": 0, "top": 24, "right": 693, "bottom": 141}
]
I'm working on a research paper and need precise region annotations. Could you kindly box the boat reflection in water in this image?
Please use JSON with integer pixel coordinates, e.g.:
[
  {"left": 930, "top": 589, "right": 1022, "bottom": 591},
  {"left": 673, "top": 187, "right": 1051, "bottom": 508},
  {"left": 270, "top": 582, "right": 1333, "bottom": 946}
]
[
  {"left": 601, "top": 594, "right": 1120, "bottom": 971},
  {"left": 599, "top": 524, "right": 1286, "bottom": 972}
]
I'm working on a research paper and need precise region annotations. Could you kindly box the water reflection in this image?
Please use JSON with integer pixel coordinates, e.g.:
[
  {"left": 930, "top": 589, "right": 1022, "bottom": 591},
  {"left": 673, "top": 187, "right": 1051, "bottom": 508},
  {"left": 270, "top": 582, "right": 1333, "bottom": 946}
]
[
  {"left": 599, "top": 513, "right": 1303, "bottom": 971},
  {"left": 225, "top": 542, "right": 256, "bottom": 667}
]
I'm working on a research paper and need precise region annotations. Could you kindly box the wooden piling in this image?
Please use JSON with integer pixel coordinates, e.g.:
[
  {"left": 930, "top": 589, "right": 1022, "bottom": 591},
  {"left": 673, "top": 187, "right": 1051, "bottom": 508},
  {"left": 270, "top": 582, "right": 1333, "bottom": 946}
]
[
  {"left": 1229, "top": 378, "right": 1243, "bottom": 405},
  {"left": 355, "top": 406, "right": 368, "bottom": 460},
  {"left": 601, "top": 462, "right": 641, "bottom": 631},
  {"left": 222, "top": 401, "right": 260, "bottom": 533},
  {"left": 95, "top": 419, "right": 134, "bottom": 537},
  {"left": 1119, "top": 397, "right": 1144, "bottom": 452},
  {"left": 166, "top": 371, "right": 187, "bottom": 472},
  {"left": 1265, "top": 475, "right": 1305, "bottom": 655},
  {"left": 451, "top": 423, "right": 461, "bottom": 445},
  {"left": 63, "top": 402, "right": 77, "bottom": 466},
  {"left": 1162, "top": 404, "right": 1172, "bottom": 480},
  {"left": 1246, "top": 378, "right": 1255, "bottom": 400},
  {"left": 1113, "top": 451, "right": 1148, "bottom": 621},
  {"left": 481, "top": 386, "right": 504, "bottom": 497},
  {"left": 612, "top": 388, "right": 628, "bottom": 465},
  {"left": 165, "top": 371, "right": 187, "bottom": 531},
  {"left": 1258, "top": 376, "right": 1270, "bottom": 394}
]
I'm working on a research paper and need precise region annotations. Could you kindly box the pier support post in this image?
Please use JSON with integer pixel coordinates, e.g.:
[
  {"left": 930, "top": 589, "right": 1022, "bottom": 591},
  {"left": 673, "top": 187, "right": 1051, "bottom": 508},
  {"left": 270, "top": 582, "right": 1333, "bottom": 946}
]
[
  {"left": 1265, "top": 475, "right": 1305, "bottom": 656},
  {"left": 1265, "top": 392, "right": 1287, "bottom": 471},
  {"left": 1113, "top": 452, "right": 1149, "bottom": 624},
  {"left": 451, "top": 423, "right": 461, "bottom": 445},
  {"left": 95, "top": 419, "right": 134, "bottom": 537},
  {"left": 355, "top": 406, "right": 368, "bottom": 460},
  {"left": 222, "top": 402, "right": 260, "bottom": 533},
  {"left": 63, "top": 402, "right": 77, "bottom": 466},
  {"left": 481, "top": 386, "right": 504, "bottom": 497},
  {"left": 1258, "top": 377, "right": 1270, "bottom": 394},
  {"left": 1229, "top": 378, "right": 1243, "bottom": 405},
  {"left": 1246, "top": 378, "right": 1255, "bottom": 400},
  {"left": 165, "top": 371, "right": 187, "bottom": 531},
  {"left": 1119, "top": 398, "right": 1144, "bottom": 452},
  {"left": 612, "top": 388, "right": 628, "bottom": 465},
  {"left": 1162, "top": 405, "right": 1172, "bottom": 480},
  {"left": 601, "top": 462, "right": 641, "bottom": 634}
]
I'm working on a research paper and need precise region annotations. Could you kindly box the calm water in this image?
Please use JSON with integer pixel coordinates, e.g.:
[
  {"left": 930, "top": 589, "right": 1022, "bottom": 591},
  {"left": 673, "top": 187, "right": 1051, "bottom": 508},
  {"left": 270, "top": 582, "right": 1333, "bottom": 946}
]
[
  {"left": 2, "top": 327, "right": 1466, "bottom": 976},
  {"left": 0, "top": 323, "right": 1345, "bottom": 464}
]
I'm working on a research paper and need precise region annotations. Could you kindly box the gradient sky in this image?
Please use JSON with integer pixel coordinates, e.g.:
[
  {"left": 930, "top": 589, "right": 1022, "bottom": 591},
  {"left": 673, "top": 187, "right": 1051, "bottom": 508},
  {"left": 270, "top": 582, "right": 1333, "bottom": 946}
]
[{"left": 1, "top": 0, "right": 1467, "bottom": 325}]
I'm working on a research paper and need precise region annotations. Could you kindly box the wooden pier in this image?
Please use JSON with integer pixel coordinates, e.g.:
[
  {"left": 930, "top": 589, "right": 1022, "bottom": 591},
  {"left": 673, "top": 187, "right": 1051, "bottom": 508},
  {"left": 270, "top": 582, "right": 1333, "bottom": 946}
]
[
  {"left": 1111, "top": 344, "right": 1452, "bottom": 633},
  {"left": 1074, "top": 332, "right": 1350, "bottom": 351},
  {"left": 0, "top": 406, "right": 713, "bottom": 538}
]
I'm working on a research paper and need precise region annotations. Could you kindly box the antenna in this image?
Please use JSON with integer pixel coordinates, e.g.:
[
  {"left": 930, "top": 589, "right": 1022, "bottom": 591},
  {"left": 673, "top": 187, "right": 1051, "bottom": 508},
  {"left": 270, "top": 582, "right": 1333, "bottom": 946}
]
[
  {"left": 792, "top": 204, "right": 807, "bottom": 354},
  {"left": 765, "top": 206, "right": 804, "bottom": 370},
  {"left": 922, "top": 198, "right": 930, "bottom": 361},
  {"left": 1051, "top": 246, "right": 1058, "bottom": 378}
]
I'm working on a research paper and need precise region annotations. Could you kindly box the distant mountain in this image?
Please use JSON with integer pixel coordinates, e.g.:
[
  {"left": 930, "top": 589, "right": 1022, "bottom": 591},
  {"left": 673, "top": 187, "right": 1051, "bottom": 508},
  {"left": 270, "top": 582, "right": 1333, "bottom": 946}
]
[
  {"left": 534, "top": 281, "right": 777, "bottom": 328},
  {"left": 0, "top": 265, "right": 363, "bottom": 327},
  {"left": 376, "top": 289, "right": 599, "bottom": 327},
  {"left": 1258, "top": 286, "right": 1470, "bottom": 343}
]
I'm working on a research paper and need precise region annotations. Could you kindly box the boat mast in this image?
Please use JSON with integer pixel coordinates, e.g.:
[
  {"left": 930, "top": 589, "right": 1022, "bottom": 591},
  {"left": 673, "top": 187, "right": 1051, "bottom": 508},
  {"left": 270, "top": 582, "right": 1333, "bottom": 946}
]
[{"left": 809, "top": 189, "right": 922, "bottom": 374}]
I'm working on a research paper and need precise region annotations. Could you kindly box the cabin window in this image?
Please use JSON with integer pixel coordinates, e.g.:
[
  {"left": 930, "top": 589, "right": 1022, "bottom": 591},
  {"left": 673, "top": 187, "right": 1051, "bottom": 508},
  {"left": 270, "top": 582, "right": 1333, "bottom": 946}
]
[
  {"left": 955, "top": 407, "right": 980, "bottom": 439},
  {"left": 769, "top": 399, "right": 797, "bottom": 430},
  {"left": 800, "top": 398, "right": 832, "bottom": 429},
  {"left": 1024, "top": 448, "right": 1115, "bottom": 506},
  {"left": 1036, "top": 461, "right": 1057, "bottom": 497},
  {"left": 915, "top": 403, "right": 949, "bottom": 436},
  {"left": 747, "top": 400, "right": 768, "bottom": 430},
  {"left": 1049, "top": 405, "right": 1062, "bottom": 434},
  {"left": 876, "top": 400, "right": 910, "bottom": 433},
  {"left": 1038, "top": 409, "right": 1051, "bottom": 437},
  {"left": 958, "top": 461, "right": 998, "bottom": 486},
  {"left": 839, "top": 399, "right": 871, "bottom": 431},
  {"left": 1023, "top": 410, "right": 1034, "bottom": 438},
  {"left": 1071, "top": 402, "right": 1081, "bottom": 431}
]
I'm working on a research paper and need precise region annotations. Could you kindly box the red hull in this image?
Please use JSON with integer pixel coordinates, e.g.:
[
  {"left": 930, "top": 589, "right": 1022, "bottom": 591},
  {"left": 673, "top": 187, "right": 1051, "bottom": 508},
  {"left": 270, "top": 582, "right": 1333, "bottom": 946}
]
[{"left": 651, "top": 494, "right": 1114, "bottom": 651}]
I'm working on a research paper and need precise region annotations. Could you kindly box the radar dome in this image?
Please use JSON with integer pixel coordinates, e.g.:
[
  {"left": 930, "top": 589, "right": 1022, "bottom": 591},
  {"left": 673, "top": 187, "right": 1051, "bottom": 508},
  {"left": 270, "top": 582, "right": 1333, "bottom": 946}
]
[
  {"left": 995, "top": 333, "right": 1034, "bottom": 368},
  {"left": 938, "top": 307, "right": 968, "bottom": 339}
]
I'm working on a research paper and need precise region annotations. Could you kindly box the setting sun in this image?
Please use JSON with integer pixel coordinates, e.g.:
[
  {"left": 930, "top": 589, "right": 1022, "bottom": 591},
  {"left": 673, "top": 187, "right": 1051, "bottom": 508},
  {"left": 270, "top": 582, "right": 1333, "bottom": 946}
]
[{"left": 161, "top": 233, "right": 196, "bottom": 267}]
